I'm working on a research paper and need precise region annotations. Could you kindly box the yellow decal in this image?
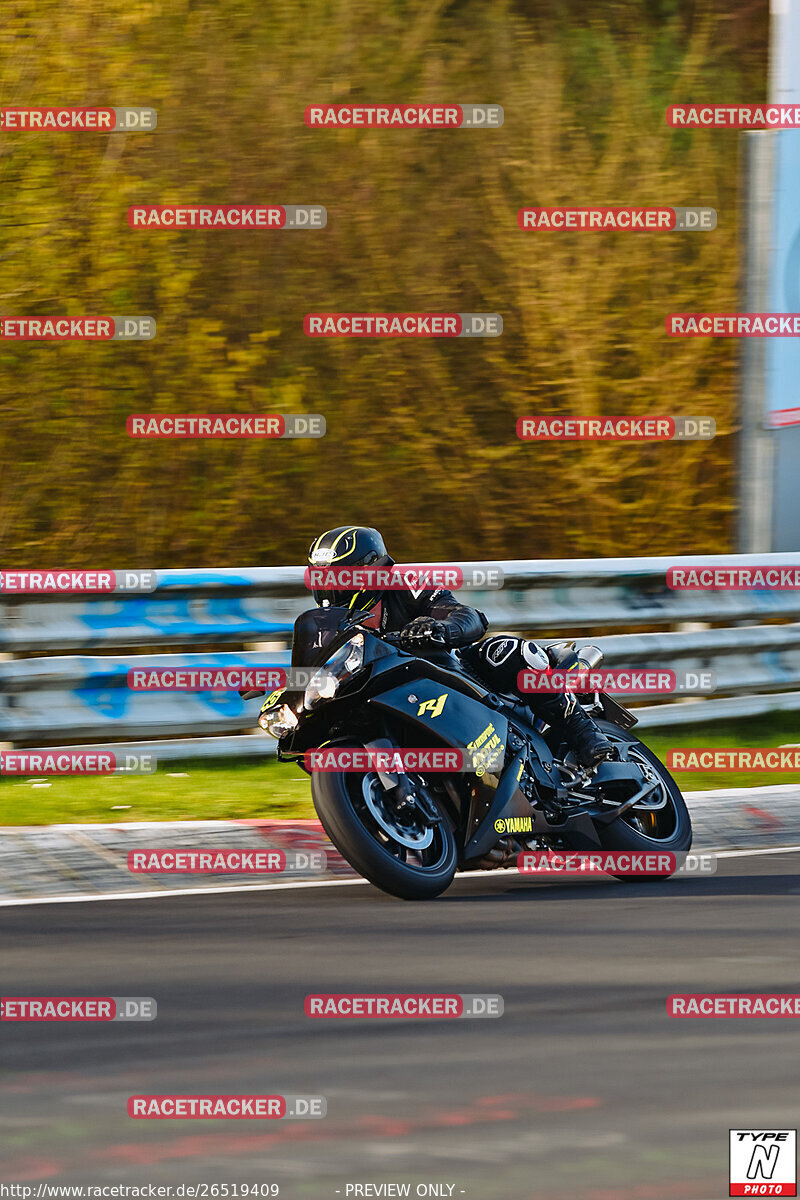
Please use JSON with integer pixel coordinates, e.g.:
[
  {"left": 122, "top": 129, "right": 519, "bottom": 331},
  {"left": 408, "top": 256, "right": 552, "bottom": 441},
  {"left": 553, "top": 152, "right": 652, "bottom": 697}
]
[
  {"left": 467, "top": 722, "right": 504, "bottom": 775},
  {"left": 417, "top": 693, "right": 448, "bottom": 719},
  {"left": 260, "top": 688, "right": 285, "bottom": 712},
  {"left": 494, "top": 816, "right": 533, "bottom": 834},
  {"left": 468, "top": 722, "right": 495, "bottom": 751}
]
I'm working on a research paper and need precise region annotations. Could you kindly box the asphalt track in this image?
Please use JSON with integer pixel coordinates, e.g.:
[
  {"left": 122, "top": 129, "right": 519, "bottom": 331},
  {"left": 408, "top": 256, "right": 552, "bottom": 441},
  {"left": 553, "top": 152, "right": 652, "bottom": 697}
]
[{"left": 2, "top": 853, "right": 800, "bottom": 1199}]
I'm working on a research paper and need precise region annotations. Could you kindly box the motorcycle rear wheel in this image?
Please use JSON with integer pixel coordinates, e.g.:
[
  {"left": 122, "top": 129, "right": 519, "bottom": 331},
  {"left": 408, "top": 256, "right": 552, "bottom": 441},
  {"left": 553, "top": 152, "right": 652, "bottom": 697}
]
[{"left": 594, "top": 722, "right": 692, "bottom": 877}]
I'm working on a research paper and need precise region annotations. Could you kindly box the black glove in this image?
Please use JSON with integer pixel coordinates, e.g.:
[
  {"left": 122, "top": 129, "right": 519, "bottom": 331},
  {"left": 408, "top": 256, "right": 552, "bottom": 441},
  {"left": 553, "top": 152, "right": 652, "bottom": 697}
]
[{"left": 398, "top": 617, "right": 449, "bottom": 647}]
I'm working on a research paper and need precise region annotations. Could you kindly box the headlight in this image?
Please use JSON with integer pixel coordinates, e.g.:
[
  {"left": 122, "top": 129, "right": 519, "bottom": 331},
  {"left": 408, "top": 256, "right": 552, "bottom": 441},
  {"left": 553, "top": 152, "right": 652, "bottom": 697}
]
[
  {"left": 304, "top": 634, "right": 364, "bottom": 709},
  {"left": 258, "top": 704, "right": 299, "bottom": 739}
]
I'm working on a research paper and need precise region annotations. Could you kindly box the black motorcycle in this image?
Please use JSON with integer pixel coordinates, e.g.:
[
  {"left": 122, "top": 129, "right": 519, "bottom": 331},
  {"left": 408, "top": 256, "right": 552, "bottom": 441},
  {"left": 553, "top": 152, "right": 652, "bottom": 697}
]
[{"left": 256, "top": 606, "right": 692, "bottom": 900}]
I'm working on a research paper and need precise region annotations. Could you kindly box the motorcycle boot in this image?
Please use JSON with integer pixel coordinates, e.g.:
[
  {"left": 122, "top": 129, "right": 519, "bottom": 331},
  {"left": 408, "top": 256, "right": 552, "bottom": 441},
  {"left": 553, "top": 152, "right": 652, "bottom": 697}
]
[{"left": 534, "top": 691, "right": 615, "bottom": 768}]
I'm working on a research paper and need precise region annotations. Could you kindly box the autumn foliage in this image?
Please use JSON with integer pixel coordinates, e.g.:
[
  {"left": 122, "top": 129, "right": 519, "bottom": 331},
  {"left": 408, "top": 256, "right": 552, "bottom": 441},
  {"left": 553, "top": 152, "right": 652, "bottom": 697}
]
[{"left": 0, "top": 0, "right": 767, "bottom": 565}]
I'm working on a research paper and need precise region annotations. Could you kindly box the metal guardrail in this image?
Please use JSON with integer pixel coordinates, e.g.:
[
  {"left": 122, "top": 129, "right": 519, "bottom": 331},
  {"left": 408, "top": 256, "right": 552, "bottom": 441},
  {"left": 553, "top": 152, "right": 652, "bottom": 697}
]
[
  {"left": 2, "top": 554, "right": 800, "bottom": 757},
  {"left": 6, "top": 556, "right": 800, "bottom": 654}
]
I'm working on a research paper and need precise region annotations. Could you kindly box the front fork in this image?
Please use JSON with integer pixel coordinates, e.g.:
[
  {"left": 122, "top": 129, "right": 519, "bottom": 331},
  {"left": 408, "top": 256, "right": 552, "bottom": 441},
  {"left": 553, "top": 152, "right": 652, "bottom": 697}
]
[{"left": 362, "top": 736, "right": 444, "bottom": 825}]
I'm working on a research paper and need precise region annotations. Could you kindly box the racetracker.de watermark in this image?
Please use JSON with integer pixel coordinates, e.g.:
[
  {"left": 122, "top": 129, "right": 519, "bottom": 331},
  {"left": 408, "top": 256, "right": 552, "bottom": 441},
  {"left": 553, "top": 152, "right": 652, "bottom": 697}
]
[
  {"left": 127, "top": 667, "right": 332, "bottom": 691},
  {"left": 667, "top": 748, "right": 800, "bottom": 771},
  {"left": 128, "top": 1095, "right": 326, "bottom": 1119},
  {"left": 0, "top": 570, "right": 156, "bottom": 593},
  {"left": 0, "top": 317, "right": 155, "bottom": 340},
  {"left": 517, "top": 416, "right": 715, "bottom": 440},
  {"left": 127, "top": 849, "right": 326, "bottom": 874},
  {"left": 305, "top": 748, "right": 505, "bottom": 774},
  {"left": 304, "top": 994, "right": 503, "bottom": 1018},
  {"left": 0, "top": 107, "right": 156, "bottom": 131},
  {"left": 303, "top": 564, "right": 503, "bottom": 592},
  {"left": 667, "top": 104, "right": 800, "bottom": 127},
  {"left": 667, "top": 565, "right": 800, "bottom": 589},
  {"left": 668, "top": 994, "right": 800, "bottom": 1017},
  {"left": 518, "top": 851, "right": 717, "bottom": 876},
  {"left": 304, "top": 104, "right": 503, "bottom": 127},
  {"left": 1, "top": 997, "right": 156, "bottom": 1021},
  {"left": 668, "top": 313, "right": 800, "bottom": 336},
  {"left": 0, "top": 751, "right": 156, "bottom": 775},
  {"left": 518, "top": 669, "right": 716, "bottom": 695},
  {"left": 304, "top": 313, "right": 502, "bottom": 337},
  {"left": 128, "top": 206, "right": 326, "bottom": 229},
  {"left": 126, "top": 414, "right": 325, "bottom": 438},
  {"left": 518, "top": 206, "right": 716, "bottom": 231}
]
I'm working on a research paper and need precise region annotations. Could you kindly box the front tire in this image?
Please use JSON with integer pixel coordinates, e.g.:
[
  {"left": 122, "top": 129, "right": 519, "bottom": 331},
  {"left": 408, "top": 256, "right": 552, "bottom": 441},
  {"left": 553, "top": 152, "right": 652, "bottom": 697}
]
[{"left": 312, "top": 768, "right": 458, "bottom": 900}]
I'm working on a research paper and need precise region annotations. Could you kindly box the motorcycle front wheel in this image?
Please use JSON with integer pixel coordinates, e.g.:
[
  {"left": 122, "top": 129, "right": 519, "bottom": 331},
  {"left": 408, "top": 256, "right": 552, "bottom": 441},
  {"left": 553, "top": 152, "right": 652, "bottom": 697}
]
[{"left": 312, "top": 761, "right": 457, "bottom": 900}]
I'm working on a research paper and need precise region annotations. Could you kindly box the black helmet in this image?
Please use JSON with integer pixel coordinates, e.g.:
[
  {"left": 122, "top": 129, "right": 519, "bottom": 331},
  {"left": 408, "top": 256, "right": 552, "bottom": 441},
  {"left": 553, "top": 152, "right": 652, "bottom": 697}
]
[{"left": 307, "top": 525, "right": 394, "bottom": 611}]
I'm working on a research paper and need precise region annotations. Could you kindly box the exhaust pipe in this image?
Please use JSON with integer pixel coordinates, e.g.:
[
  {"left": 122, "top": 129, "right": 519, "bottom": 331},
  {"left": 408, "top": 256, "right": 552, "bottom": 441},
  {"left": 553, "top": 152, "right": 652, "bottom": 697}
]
[{"left": 577, "top": 644, "right": 604, "bottom": 670}]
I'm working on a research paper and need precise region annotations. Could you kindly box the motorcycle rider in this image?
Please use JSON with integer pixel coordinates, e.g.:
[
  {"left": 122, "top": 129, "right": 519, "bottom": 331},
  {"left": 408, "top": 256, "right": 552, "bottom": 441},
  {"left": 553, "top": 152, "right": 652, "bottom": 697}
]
[{"left": 258, "top": 525, "right": 613, "bottom": 768}]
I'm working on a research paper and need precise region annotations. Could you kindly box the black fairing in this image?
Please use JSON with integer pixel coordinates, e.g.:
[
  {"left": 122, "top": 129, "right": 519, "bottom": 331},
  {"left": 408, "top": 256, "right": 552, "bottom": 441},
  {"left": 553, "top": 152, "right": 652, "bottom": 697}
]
[{"left": 278, "top": 607, "right": 647, "bottom": 866}]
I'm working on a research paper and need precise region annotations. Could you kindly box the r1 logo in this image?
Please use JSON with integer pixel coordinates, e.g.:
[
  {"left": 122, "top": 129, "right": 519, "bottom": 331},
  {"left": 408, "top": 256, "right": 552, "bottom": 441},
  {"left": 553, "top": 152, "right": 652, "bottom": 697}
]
[
  {"left": 730, "top": 1130, "right": 797, "bottom": 1196},
  {"left": 417, "top": 693, "right": 447, "bottom": 719}
]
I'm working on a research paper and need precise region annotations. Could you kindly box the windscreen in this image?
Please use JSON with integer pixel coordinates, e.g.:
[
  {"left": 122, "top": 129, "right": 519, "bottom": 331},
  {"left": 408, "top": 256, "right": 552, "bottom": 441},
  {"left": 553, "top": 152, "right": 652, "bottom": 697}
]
[{"left": 290, "top": 605, "right": 355, "bottom": 668}]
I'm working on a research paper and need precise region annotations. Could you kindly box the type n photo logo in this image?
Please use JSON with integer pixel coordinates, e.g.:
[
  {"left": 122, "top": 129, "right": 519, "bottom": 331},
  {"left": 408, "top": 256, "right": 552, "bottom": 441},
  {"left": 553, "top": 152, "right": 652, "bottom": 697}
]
[{"left": 730, "top": 1130, "right": 796, "bottom": 1196}]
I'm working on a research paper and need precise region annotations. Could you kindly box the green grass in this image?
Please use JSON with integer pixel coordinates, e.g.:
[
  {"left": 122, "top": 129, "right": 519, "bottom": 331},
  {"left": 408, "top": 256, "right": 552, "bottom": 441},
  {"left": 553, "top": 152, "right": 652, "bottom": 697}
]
[
  {"left": 1, "top": 713, "right": 798, "bottom": 825},
  {"left": 642, "top": 711, "right": 800, "bottom": 793},
  {"left": 0, "top": 756, "right": 316, "bottom": 826}
]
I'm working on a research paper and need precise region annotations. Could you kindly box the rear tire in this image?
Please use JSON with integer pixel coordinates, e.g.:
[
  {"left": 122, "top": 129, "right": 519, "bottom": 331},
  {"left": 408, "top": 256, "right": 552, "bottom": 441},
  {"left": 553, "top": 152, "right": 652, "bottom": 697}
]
[
  {"left": 593, "top": 721, "right": 691, "bottom": 877},
  {"left": 312, "top": 769, "right": 458, "bottom": 900}
]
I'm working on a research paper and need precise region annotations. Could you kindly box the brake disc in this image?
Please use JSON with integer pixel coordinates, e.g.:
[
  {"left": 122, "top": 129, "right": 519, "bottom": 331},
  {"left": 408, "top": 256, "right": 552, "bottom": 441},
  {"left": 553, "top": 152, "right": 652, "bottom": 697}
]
[{"left": 361, "top": 775, "right": 434, "bottom": 850}]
